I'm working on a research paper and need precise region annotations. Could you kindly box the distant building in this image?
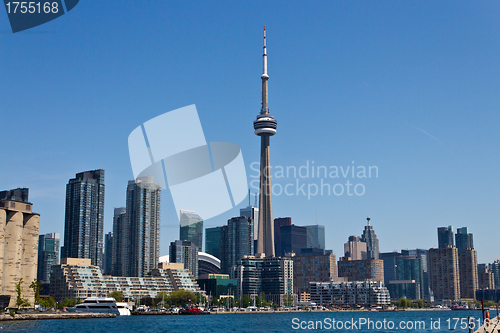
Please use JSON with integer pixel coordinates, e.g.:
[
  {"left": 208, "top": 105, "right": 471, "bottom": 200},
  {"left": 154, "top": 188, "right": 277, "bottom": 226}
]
[
  {"left": 170, "top": 240, "right": 199, "bottom": 279},
  {"left": 205, "top": 226, "right": 222, "bottom": 260},
  {"left": 437, "top": 226, "right": 454, "bottom": 249},
  {"left": 273, "top": 217, "right": 291, "bottom": 256},
  {"left": 429, "top": 246, "right": 460, "bottom": 300},
  {"left": 344, "top": 236, "right": 367, "bottom": 260},
  {"left": 337, "top": 258, "right": 384, "bottom": 283},
  {"left": 50, "top": 258, "right": 201, "bottom": 302},
  {"left": 304, "top": 225, "right": 325, "bottom": 250},
  {"left": 489, "top": 259, "right": 500, "bottom": 289},
  {"left": 292, "top": 253, "right": 336, "bottom": 295},
  {"left": 458, "top": 248, "right": 478, "bottom": 299},
  {"left": 476, "top": 289, "right": 500, "bottom": 303},
  {"left": 198, "top": 252, "right": 221, "bottom": 276},
  {"left": 0, "top": 196, "right": 39, "bottom": 308},
  {"left": 103, "top": 232, "right": 113, "bottom": 275},
  {"left": 111, "top": 207, "right": 126, "bottom": 276},
  {"left": 455, "top": 227, "right": 474, "bottom": 251},
  {"left": 37, "top": 233, "right": 60, "bottom": 286},
  {"left": 126, "top": 177, "right": 161, "bottom": 277},
  {"left": 234, "top": 256, "right": 294, "bottom": 306},
  {"left": 62, "top": 169, "right": 105, "bottom": 267},
  {"left": 310, "top": 280, "right": 390, "bottom": 306},
  {"left": 361, "top": 217, "right": 379, "bottom": 259},
  {"left": 380, "top": 252, "right": 424, "bottom": 300},
  {"left": 477, "top": 266, "right": 495, "bottom": 290},
  {"left": 279, "top": 224, "right": 307, "bottom": 257},
  {"left": 220, "top": 216, "right": 253, "bottom": 274},
  {"left": 386, "top": 280, "right": 421, "bottom": 300},
  {"left": 179, "top": 210, "right": 203, "bottom": 250},
  {"left": 197, "top": 274, "right": 237, "bottom": 300},
  {"left": 401, "top": 249, "right": 431, "bottom": 299},
  {"left": 0, "top": 188, "right": 29, "bottom": 202},
  {"left": 240, "top": 205, "right": 259, "bottom": 249}
]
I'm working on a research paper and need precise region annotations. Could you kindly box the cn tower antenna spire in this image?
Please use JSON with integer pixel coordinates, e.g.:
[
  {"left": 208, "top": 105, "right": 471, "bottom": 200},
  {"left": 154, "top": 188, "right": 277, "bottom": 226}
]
[{"left": 261, "top": 26, "right": 269, "bottom": 115}]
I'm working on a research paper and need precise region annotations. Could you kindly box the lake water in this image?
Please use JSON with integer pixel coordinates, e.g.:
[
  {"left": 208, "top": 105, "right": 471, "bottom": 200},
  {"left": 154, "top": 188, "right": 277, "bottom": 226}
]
[{"left": 0, "top": 310, "right": 489, "bottom": 332}]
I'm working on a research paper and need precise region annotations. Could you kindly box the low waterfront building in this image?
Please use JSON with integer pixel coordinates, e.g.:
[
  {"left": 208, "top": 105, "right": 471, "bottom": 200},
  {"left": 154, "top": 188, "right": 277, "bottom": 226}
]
[
  {"left": 197, "top": 274, "right": 237, "bottom": 300},
  {"left": 50, "top": 258, "right": 201, "bottom": 302},
  {"left": 309, "top": 280, "right": 390, "bottom": 306},
  {"left": 0, "top": 195, "right": 39, "bottom": 308}
]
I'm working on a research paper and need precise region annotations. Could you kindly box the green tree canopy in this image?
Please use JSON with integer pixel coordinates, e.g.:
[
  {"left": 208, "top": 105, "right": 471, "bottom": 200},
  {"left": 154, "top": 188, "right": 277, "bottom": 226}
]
[
  {"left": 108, "top": 291, "right": 124, "bottom": 302},
  {"left": 169, "top": 290, "right": 195, "bottom": 306}
]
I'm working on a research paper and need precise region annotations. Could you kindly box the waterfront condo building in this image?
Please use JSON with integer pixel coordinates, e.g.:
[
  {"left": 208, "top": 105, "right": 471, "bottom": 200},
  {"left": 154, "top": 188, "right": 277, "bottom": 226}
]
[
  {"left": 170, "top": 240, "right": 199, "bottom": 279},
  {"left": 111, "top": 207, "right": 126, "bottom": 276},
  {"left": 458, "top": 248, "right": 478, "bottom": 299},
  {"left": 310, "top": 280, "right": 390, "bottom": 306},
  {"left": 292, "top": 253, "right": 337, "bottom": 295},
  {"left": 220, "top": 216, "right": 254, "bottom": 274},
  {"left": 429, "top": 245, "right": 460, "bottom": 300},
  {"left": 126, "top": 177, "right": 161, "bottom": 277},
  {"left": 61, "top": 169, "right": 105, "bottom": 267}
]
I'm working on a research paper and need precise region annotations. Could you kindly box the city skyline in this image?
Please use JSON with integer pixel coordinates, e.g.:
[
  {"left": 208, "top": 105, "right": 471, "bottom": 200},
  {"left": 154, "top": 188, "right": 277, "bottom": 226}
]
[{"left": 2, "top": 2, "right": 500, "bottom": 263}]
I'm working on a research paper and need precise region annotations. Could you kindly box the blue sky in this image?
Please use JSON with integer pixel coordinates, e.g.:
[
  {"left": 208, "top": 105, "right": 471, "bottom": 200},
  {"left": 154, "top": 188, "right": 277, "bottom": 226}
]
[{"left": 1, "top": 1, "right": 499, "bottom": 263}]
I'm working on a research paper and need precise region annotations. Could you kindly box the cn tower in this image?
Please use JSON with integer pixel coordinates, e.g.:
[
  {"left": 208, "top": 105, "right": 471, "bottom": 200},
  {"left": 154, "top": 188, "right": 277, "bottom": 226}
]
[{"left": 254, "top": 27, "right": 277, "bottom": 257}]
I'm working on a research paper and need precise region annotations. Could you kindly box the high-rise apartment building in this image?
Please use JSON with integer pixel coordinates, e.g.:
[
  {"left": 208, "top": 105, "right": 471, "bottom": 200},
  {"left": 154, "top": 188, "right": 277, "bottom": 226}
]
[
  {"left": 240, "top": 205, "right": 259, "bottom": 249},
  {"left": 179, "top": 210, "right": 203, "bottom": 250},
  {"left": 37, "top": 233, "right": 60, "bottom": 285},
  {"left": 274, "top": 217, "right": 291, "bottom": 256},
  {"left": 477, "top": 266, "right": 495, "bottom": 290},
  {"left": 111, "top": 207, "right": 126, "bottom": 276},
  {"left": 429, "top": 246, "right": 460, "bottom": 300},
  {"left": 292, "top": 253, "right": 336, "bottom": 295},
  {"left": 205, "top": 226, "right": 222, "bottom": 260},
  {"left": 488, "top": 259, "right": 500, "bottom": 289},
  {"left": 337, "top": 258, "right": 384, "bottom": 283},
  {"left": 0, "top": 195, "right": 39, "bottom": 307},
  {"left": 103, "top": 232, "right": 113, "bottom": 275},
  {"left": 458, "top": 248, "right": 478, "bottom": 299},
  {"left": 220, "top": 216, "right": 253, "bottom": 274},
  {"left": 344, "top": 236, "right": 367, "bottom": 260},
  {"left": 169, "top": 240, "right": 199, "bottom": 279},
  {"left": 361, "top": 217, "right": 379, "bottom": 259},
  {"left": 126, "top": 177, "right": 161, "bottom": 277},
  {"left": 234, "top": 255, "right": 294, "bottom": 306},
  {"left": 455, "top": 227, "right": 474, "bottom": 251},
  {"left": 62, "top": 169, "right": 105, "bottom": 267},
  {"left": 437, "top": 226, "right": 454, "bottom": 248}
]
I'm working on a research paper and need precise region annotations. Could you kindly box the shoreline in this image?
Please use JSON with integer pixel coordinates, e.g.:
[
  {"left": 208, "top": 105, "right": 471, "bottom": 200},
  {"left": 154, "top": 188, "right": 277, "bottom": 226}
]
[{"left": 0, "top": 312, "right": 116, "bottom": 321}]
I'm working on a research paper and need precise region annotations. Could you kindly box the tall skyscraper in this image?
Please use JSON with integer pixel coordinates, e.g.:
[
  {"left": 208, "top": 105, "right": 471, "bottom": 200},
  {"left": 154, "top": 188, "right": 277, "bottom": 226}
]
[
  {"left": 489, "top": 259, "right": 500, "bottom": 288},
  {"left": 437, "top": 226, "right": 454, "bottom": 248},
  {"left": 240, "top": 205, "right": 259, "bottom": 250},
  {"left": 402, "top": 249, "right": 431, "bottom": 299},
  {"left": 126, "top": 177, "right": 161, "bottom": 277},
  {"left": 279, "top": 225, "right": 307, "bottom": 257},
  {"left": 103, "top": 232, "right": 113, "bottom": 275},
  {"left": 429, "top": 246, "right": 460, "bottom": 300},
  {"left": 455, "top": 227, "right": 474, "bottom": 251},
  {"left": 205, "top": 226, "right": 223, "bottom": 260},
  {"left": 458, "top": 248, "right": 478, "bottom": 299},
  {"left": 179, "top": 210, "right": 203, "bottom": 250},
  {"left": 111, "top": 207, "right": 126, "bottom": 276},
  {"left": 344, "top": 236, "right": 367, "bottom": 260},
  {"left": 169, "top": 240, "right": 199, "bottom": 279},
  {"left": 37, "top": 233, "right": 60, "bottom": 285},
  {"left": 220, "top": 216, "right": 254, "bottom": 274},
  {"left": 274, "top": 217, "right": 291, "bottom": 255},
  {"left": 304, "top": 225, "right": 325, "bottom": 250},
  {"left": 361, "top": 217, "right": 379, "bottom": 259},
  {"left": 254, "top": 27, "right": 278, "bottom": 258},
  {"left": 62, "top": 169, "right": 105, "bottom": 267}
]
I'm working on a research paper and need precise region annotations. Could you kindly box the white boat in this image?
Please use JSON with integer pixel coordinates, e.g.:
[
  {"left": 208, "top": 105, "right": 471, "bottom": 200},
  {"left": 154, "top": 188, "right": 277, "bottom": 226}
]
[{"left": 68, "top": 297, "right": 130, "bottom": 316}]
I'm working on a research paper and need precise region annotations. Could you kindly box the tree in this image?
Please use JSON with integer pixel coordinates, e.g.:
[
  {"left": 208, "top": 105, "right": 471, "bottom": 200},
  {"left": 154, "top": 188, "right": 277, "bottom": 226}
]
[
  {"left": 59, "top": 298, "right": 81, "bottom": 308},
  {"left": 39, "top": 296, "right": 56, "bottom": 309},
  {"left": 15, "top": 278, "right": 30, "bottom": 309},
  {"left": 240, "top": 294, "right": 251, "bottom": 308},
  {"left": 29, "top": 278, "right": 42, "bottom": 304},
  {"left": 169, "top": 290, "right": 195, "bottom": 306},
  {"left": 284, "top": 294, "right": 294, "bottom": 307},
  {"left": 108, "top": 291, "right": 124, "bottom": 302}
]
